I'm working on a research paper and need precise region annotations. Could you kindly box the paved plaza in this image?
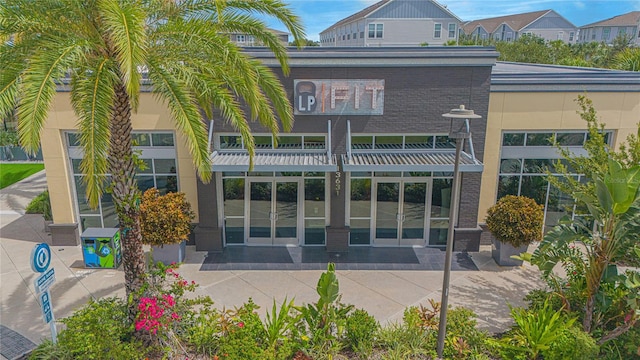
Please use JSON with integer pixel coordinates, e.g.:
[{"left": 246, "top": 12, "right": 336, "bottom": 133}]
[{"left": 0, "top": 171, "right": 545, "bottom": 360}]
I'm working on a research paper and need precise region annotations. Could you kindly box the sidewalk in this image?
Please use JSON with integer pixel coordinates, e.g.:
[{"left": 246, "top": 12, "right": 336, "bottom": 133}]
[{"left": 0, "top": 171, "right": 546, "bottom": 359}]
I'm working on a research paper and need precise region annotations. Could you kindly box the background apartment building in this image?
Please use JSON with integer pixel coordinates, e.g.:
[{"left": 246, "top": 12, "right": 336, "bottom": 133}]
[{"left": 319, "top": 0, "right": 462, "bottom": 47}]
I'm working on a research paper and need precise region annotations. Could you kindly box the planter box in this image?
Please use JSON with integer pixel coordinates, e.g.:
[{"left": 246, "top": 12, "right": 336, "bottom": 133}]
[
  {"left": 492, "top": 240, "right": 528, "bottom": 266},
  {"left": 151, "top": 241, "right": 186, "bottom": 265},
  {"left": 50, "top": 223, "right": 80, "bottom": 246},
  {"left": 453, "top": 227, "right": 482, "bottom": 252}
]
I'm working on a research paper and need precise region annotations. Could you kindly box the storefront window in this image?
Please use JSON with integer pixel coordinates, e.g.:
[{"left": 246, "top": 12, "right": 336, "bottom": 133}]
[
  {"left": 525, "top": 133, "right": 553, "bottom": 146},
  {"left": 502, "top": 133, "right": 524, "bottom": 146},
  {"left": 350, "top": 177, "right": 371, "bottom": 245},
  {"left": 278, "top": 136, "right": 302, "bottom": 149},
  {"left": 375, "top": 136, "right": 403, "bottom": 149},
  {"left": 68, "top": 132, "right": 177, "bottom": 230},
  {"left": 224, "top": 178, "right": 245, "bottom": 244},
  {"left": 431, "top": 179, "right": 452, "bottom": 218},
  {"left": 352, "top": 136, "right": 373, "bottom": 149},
  {"left": 497, "top": 130, "right": 610, "bottom": 230},
  {"left": 556, "top": 132, "right": 585, "bottom": 146}
]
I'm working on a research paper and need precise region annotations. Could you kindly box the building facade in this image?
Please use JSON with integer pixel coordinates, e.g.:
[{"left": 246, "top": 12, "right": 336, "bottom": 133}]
[
  {"left": 41, "top": 48, "right": 640, "bottom": 253},
  {"left": 578, "top": 11, "right": 640, "bottom": 45},
  {"left": 462, "top": 10, "right": 578, "bottom": 44},
  {"left": 319, "top": 0, "right": 462, "bottom": 47}
]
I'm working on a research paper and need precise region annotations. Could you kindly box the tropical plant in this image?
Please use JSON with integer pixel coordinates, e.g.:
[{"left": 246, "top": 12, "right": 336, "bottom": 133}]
[
  {"left": 542, "top": 326, "right": 599, "bottom": 360},
  {"left": 521, "top": 159, "right": 640, "bottom": 343},
  {"left": 25, "top": 190, "right": 52, "bottom": 221},
  {"left": 496, "top": 300, "right": 576, "bottom": 360},
  {"left": 263, "top": 297, "right": 300, "bottom": 356},
  {"left": 613, "top": 47, "right": 640, "bottom": 71},
  {"left": 485, "top": 195, "right": 544, "bottom": 247},
  {"left": 551, "top": 95, "right": 640, "bottom": 201},
  {"left": 0, "top": 0, "right": 304, "bottom": 314},
  {"left": 295, "top": 263, "right": 354, "bottom": 357},
  {"left": 0, "top": 128, "right": 18, "bottom": 147},
  {"left": 139, "top": 188, "right": 194, "bottom": 247}
]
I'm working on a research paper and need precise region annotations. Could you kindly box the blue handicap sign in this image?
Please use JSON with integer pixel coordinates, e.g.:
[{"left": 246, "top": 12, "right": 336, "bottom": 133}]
[{"left": 31, "top": 243, "right": 51, "bottom": 273}]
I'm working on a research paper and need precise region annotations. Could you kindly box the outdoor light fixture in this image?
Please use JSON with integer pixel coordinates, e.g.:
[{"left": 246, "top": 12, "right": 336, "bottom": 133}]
[{"left": 437, "top": 105, "right": 481, "bottom": 358}]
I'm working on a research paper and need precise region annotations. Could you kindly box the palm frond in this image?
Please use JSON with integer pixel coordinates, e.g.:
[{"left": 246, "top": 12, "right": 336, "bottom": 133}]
[
  {"left": 252, "top": 61, "right": 293, "bottom": 133},
  {"left": 70, "top": 57, "right": 117, "bottom": 208},
  {"left": 98, "top": 0, "right": 147, "bottom": 110},
  {"left": 17, "top": 40, "right": 85, "bottom": 154},
  {"left": 210, "top": 11, "right": 288, "bottom": 67},
  {"left": 147, "top": 59, "right": 212, "bottom": 182},
  {"left": 0, "top": 45, "right": 27, "bottom": 121}
]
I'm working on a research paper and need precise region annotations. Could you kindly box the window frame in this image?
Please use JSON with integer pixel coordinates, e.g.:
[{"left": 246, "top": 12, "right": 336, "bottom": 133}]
[{"left": 368, "top": 23, "right": 383, "bottom": 39}]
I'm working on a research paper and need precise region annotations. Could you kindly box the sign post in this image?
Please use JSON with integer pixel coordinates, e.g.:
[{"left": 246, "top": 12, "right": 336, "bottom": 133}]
[{"left": 30, "top": 243, "right": 57, "bottom": 343}]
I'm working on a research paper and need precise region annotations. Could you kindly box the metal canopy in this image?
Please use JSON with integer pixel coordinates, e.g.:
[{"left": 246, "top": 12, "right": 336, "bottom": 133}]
[
  {"left": 211, "top": 151, "right": 338, "bottom": 172},
  {"left": 341, "top": 151, "right": 483, "bottom": 172}
]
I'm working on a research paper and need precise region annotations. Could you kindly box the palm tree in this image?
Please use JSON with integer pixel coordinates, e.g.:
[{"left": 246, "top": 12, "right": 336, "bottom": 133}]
[{"left": 0, "top": 0, "right": 304, "bottom": 307}]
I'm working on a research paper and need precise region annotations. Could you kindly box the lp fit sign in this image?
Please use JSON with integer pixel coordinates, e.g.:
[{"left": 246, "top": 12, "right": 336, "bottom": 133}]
[{"left": 294, "top": 79, "right": 385, "bottom": 115}]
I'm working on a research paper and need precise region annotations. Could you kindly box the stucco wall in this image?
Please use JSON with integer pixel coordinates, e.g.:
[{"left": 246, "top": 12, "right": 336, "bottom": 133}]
[
  {"left": 478, "top": 91, "right": 640, "bottom": 224},
  {"left": 42, "top": 92, "right": 200, "bottom": 225}
]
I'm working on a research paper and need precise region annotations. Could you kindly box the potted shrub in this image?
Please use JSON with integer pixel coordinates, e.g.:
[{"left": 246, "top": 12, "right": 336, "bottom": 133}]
[
  {"left": 486, "top": 195, "right": 543, "bottom": 266},
  {"left": 26, "top": 190, "right": 52, "bottom": 232},
  {"left": 140, "top": 188, "right": 194, "bottom": 265}
]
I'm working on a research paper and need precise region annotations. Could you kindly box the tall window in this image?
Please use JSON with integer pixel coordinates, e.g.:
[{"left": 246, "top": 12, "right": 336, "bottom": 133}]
[
  {"left": 448, "top": 23, "right": 456, "bottom": 38},
  {"left": 498, "top": 130, "right": 613, "bottom": 231},
  {"left": 67, "top": 132, "right": 178, "bottom": 230},
  {"left": 434, "top": 23, "right": 441, "bottom": 38},
  {"left": 603, "top": 27, "right": 611, "bottom": 40},
  {"left": 569, "top": 32, "right": 574, "bottom": 42},
  {"left": 368, "top": 23, "right": 383, "bottom": 38},
  {"left": 557, "top": 31, "right": 564, "bottom": 40}
]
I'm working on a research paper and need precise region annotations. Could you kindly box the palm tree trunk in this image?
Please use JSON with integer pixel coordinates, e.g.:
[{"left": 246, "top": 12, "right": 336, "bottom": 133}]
[{"left": 109, "top": 82, "right": 145, "bottom": 320}]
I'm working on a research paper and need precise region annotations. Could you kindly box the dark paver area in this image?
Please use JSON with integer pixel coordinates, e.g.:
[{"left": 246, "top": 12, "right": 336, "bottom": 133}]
[
  {"left": 0, "top": 325, "right": 36, "bottom": 360},
  {"left": 200, "top": 246, "right": 478, "bottom": 271}
]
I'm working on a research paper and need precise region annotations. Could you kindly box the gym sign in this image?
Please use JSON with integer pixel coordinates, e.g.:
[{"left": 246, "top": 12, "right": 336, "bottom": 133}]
[{"left": 294, "top": 79, "right": 384, "bottom": 115}]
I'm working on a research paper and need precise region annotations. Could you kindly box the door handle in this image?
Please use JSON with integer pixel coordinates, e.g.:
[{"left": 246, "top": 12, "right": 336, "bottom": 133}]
[{"left": 273, "top": 212, "right": 279, "bottom": 221}]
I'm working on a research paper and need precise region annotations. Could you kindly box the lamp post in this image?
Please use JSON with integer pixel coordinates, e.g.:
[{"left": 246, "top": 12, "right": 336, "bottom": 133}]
[{"left": 436, "top": 105, "right": 481, "bottom": 358}]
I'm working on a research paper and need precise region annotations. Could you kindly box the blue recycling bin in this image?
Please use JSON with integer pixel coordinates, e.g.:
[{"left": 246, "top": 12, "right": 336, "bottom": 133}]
[{"left": 80, "top": 228, "right": 122, "bottom": 268}]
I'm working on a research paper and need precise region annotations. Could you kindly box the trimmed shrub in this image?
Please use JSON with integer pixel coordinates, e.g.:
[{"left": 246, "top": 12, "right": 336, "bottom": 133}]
[
  {"left": 139, "top": 188, "right": 194, "bottom": 246},
  {"left": 345, "top": 308, "right": 378, "bottom": 356},
  {"left": 486, "top": 195, "right": 544, "bottom": 247},
  {"left": 26, "top": 190, "right": 52, "bottom": 220}
]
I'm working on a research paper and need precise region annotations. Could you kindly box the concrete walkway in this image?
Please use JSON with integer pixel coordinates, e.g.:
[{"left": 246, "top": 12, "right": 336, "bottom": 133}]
[{"left": 0, "top": 171, "right": 546, "bottom": 359}]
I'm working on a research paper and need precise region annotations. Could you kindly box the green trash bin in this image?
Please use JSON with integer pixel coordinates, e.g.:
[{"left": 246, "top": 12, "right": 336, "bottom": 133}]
[{"left": 80, "top": 228, "right": 122, "bottom": 269}]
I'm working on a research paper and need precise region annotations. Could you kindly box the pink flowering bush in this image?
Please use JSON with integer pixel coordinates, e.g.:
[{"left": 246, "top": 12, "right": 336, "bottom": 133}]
[
  {"left": 135, "top": 294, "right": 179, "bottom": 334},
  {"left": 134, "top": 261, "right": 208, "bottom": 358}
]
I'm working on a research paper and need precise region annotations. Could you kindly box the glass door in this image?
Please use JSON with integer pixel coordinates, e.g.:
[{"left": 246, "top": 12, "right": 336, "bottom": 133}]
[
  {"left": 247, "top": 180, "right": 299, "bottom": 245},
  {"left": 374, "top": 182, "right": 400, "bottom": 246},
  {"left": 400, "top": 182, "right": 427, "bottom": 246},
  {"left": 274, "top": 181, "right": 298, "bottom": 245},
  {"left": 248, "top": 181, "right": 272, "bottom": 244},
  {"left": 373, "top": 180, "right": 427, "bottom": 246}
]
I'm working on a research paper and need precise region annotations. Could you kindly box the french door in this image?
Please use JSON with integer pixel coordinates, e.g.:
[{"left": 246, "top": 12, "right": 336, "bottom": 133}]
[
  {"left": 247, "top": 180, "right": 300, "bottom": 245},
  {"left": 373, "top": 180, "right": 428, "bottom": 246}
]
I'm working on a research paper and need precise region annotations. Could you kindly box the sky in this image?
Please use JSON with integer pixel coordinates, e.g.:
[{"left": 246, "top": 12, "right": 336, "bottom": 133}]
[{"left": 264, "top": 0, "right": 640, "bottom": 41}]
